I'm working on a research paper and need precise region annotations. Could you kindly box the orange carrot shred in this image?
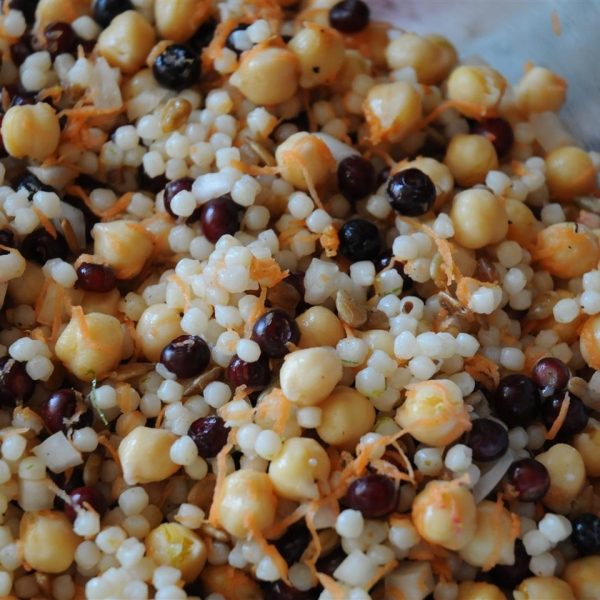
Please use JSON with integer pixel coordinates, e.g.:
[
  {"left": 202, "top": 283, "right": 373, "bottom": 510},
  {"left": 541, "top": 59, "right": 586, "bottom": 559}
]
[
  {"left": 208, "top": 443, "right": 234, "bottom": 527},
  {"left": 31, "top": 206, "right": 58, "bottom": 239},
  {"left": 545, "top": 392, "right": 570, "bottom": 440}
]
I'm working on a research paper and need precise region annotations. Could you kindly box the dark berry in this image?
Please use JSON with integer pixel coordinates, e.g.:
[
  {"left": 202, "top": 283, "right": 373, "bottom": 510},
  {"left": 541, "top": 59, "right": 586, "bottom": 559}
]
[
  {"left": 163, "top": 177, "right": 195, "bottom": 219},
  {"left": 471, "top": 118, "right": 514, "bottom": 157},
  {"left": 344, "top": 474, "right": 398, "bottom": 518},
  {"left": 251, "top": 309, "right": 300, "bottom": 358},
  {"left": 263, "top": 581, "right": 315, "bottom": 600},
  {"left": 506, "top": 458, "right": 550, "bottom": 502},
  {"left": 10, "top": 91, "right": 37, "bottom": 107},
  {"left": 532, "top": 357, "right": 570, "bottom": 397},
  {"left": 316, "top": 548, "right": 346, "bottom": 577},
  {"left": 541, "top": 390, "right": 588, "bottom": 440},
  {"left": 10, "top": 33, "right": 33, "bottom": 67},
  {"left": 329, "top": 0, "right": 370, "bottom": 34},
  {"left": 386, "top": 168, "right": 436, "bottom": 216},
  {"left": 225, "top": 23, "right": 250, "bottom": 56},
  {"left": 16, "top": 173, "right": 56, "bottom": 200},
  {"left": 227, "top": 354, "right": 271, "bottom": 390},
  {"left": 337, "top": 155, "right": 376, "bottom": 202},
  {"left": 200, "top": 195, "right": 242, "bottom": 243},
  {"left": 274, "top": 522, "right": 312, "bottom": 565},
  {"left": 3, "top": 0, "right": 38, "bottom": 23},
  {"left": 283, "top": 270, "right": 306, "bottom": 299},
  {"left": 377, "top": 166, "right": 391, "bottom": 188},
  {"left": 153, "top": 44, "right": 200, "bottom": 91},
  {"left": 489, "top": 539, "right": 532, "bottom": 588},
  {"left": 0, "top": 228, "right": 15, "bottom": 256},
  {"left": 494, "top": 374, "right": 540, "bottom": 428},
  {"left": 571, "top": 513, "right": 600, "bottom": 557},
  {"left": 64, "top": 486, "right": 108, "bottom": 522},
  {"left": 33, "top": 22, "right": 76, "bottom": 58},
  {"left": 76, "top": 262, "right": 117, "bottom": 293},
  {"left": 0, "top": 357, "right": 35, "bottom": 407},
  {"left": 373, "top": 250, "right": 413, "bottom": 290},
  {"left": 21, "top": 228, "right": 69, "bottom": 264},
  {"left": 338, "top": 219, "right": 382, "bottom": 261},
  {"left": 160, "top": 335, "right": 211, "bottom": 379},
  {"left": 188, "top": 415, "right": 231, "bottom": 458},
  {"left": 93, "top": 0, "right": 134, "bottom": 28},
  {"left": 139, "top": 172, "right": 169, "bottom": 195},
  {"left": 42, "top": 388, "right": 80, "bottom": 433},
  {"left": 189, "top": 18, "right": 219, "bottom": 53},
  {"left": 464, "top": 418, "right": 509, "bottom": 462}
]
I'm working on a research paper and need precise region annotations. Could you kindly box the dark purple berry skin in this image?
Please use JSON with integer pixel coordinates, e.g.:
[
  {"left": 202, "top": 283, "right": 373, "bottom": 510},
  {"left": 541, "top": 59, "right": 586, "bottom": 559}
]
[
  {"left": 316, "top": 548, "right": 346, "bottom": 577},
  {"left": 0, "top": 357, "right": 35, "bottom": 407},
  {"left": 93, "top": 0, "right": 134, "bottom": 28},
  {"left": 373, "top": 250, "right": 413, "bottom": 290},
  {"left": 227, "top": 355, "right": 271, "bottom": 390},
  {"left": 494, "top": 374, "right": 540, "bottom": 429},
  {"left": 329, "top": 0, "right": 370, "bottom": 34},
  {"left": 0, "top": 228, "right": 15, "bottom": 256},
  {"left": 21, "top": 228, "right": 69, "bottom": 264},
  {"left": 386, "top": 168, "right": 436, "bottom": 216},
  {"left": 10, "top": 32, "right": 33, "bottom": 67},
  {"left": 188, "top": 416, "right": 231, "bottom": 459},
  {"left": 541, "top": 391, "right": 588, "bottom": 440},
  {"left": 42, "top": 389, "right": 79, "bottom": 434},
  {"left": 532, "top": 357, "right": 570, "bottom": 397},
  {"left": 160, "top": 335, "right": 211, "bottom": 379},
  {"left": 76, "top": 262, "right": 117, "bottom": 293},
  {"left": 16, "top": 173, "right": 57, "bottom": 200},
  {"left": 251, "top": 309, "right": 300, "bottom": 358},
  {"left": 506, "top": 458, "right": 550, "bottom": 502},
  {"left": 201, "top": 195, "right": 242, "bottom": 243},
  {"left": 33, "top": 22, "right": 76, "bottom": 58},
  {"left": 274, "top": 523, "right": 312, "bottom": 565},
  {"left": 471, "top": 118, "right": 514, "bottom": 157},
  {"left": 571, "top": 513, "right": 600, "bottom": 557},
  {"left": 153, "top": 44, "right": 200, "bottom": 91},
  {"left": 337, "top": 155, "right": 376, "bottom": 202},
  {"left": 64, "top": 486, "right": 108, "bottom": 522},
  {"left": 489, "top": 539, "right": 532, "bottom": 588},
  {"left": 344, "top": 474, "right": 398, "bottom": 518},
  {"left": 163, "top": 177, "right": 195, "bottom": 219},
  {"left": 338, "top": 219, "right": 382, "bottom": 262},
  {"left": 464, "top": 418, "right": 509, "bottom": 462},
  {"left": 189, "top": 18, "right": 218, "bottom": 53}
]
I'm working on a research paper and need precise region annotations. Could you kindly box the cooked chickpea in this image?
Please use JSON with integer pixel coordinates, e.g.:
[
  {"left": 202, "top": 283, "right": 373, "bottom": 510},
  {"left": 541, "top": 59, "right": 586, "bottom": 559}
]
[
  {"left": 268, "top": 437, "right": 331, "bottom": 501},
  {"left": 280, "top": 347, "right": 343, "bottom": 406},
  {"left": 97, "top": 11, "right": 156, "bottom": 75},
  {"left": 444, "top": 134, "right": 499, "bottom": 188},
  {"left": 533, "top": 222, "right": 600, "bottom": 279},
  {"left": 288, "top": 24, "right": 346, "bottom": 88},
  {"left": 55, "top": 310, "right": 124, "bottom": 381},
  {"left": 275, "top": 132, "right": 336, "bottom": 191},
  {"left": 334, "top": 50, "right": 370, "bottom": 92},
  {"left": 450, "top": 189, "right": 509, "bottom": 250},
  {"left": 92, "top": 221, "right": 154, "bottom": 279},
  {"left": 358, "top": 330, "right": 395, "bottom": 364},
  {"left": 505, "top": 198, "right": 544, "bottom": 249},
  {"left": 317, "top": 386, "right": 376, "bottom": 451},
  {"left": 230, "top": 45, "right": 299, "bottom": 106},
  {"left": 136, "top": 304, "right": 184, "bottom": 363},
  {"left": 395, "top": 379, "right": 471, "bottom": 447},
  {"left": 426, "top": 34, "right": 458, "bottom": 79},
  {"left": 297, "top": 306, "right": 345, "bottom": 349},
  {"left": 122, "top": 68, "right": 157, "bottom": 101},
  {"left": 20, "top": 511, "right": 80, "bottom": 573},
  {"left": 446, "top": 65, "right": 507, "bottom": 119},
  {"left": 458, "top": 500, "right": 518, "bottom": 569},
  {"left": 412, "top": 480, "right": 477, "bottom": 550},
  {"left": 35, "top": 0, "right": 91, "bottom": 28},
  {"left": 563, "top": 555, "right": 600, "bottom": 600},
  {"left": 536, "top": 443, "right": 586, "bottom": 514},
  {"left": 545, "top": 146, "right": 596, "bottom": 202},
  {"left": 145, "top": 522, "right": 207, "bottom": 583},
  {"left": 580, "top": 315, "right": 600, "bottom": 370},
  {"left": 573, "top": 419, "right": 600, "bottom": 477},
  {"left": 457, "top": 581, "right": 507, "bottom": 600},
  {"left": 394, "top": 157, "right": 454, "bottom": 210},
  {"left": 363, "top": 81, "right": 422, "bottom": 144},
  {"left": 2, "top": 104, "right": 60, "bottom": 162},
  {"left": 154, "top": 0, "right": 212, "bottom": 43},
  {"left": 7, "top": 261, "right": 44, "bottom": 306},
  {"left": 216, "top": 470, "right": 278, "bottom": 538},
  {"left": 514, "top": 66, "right": 567, "bottom": 114},
  {"left": 514, "top": 576, "right": 575, "bottom": 600},
  {"left": 254, "top": 392, "right": 302, "bottom": 440},
  {"left": 200, "top": 565, "right": 263, "bottom": 599}
]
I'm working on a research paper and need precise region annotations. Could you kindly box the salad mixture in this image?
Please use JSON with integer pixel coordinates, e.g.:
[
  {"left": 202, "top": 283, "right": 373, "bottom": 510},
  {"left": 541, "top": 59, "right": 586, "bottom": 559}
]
[{"left": 0, "top": 0, "right": 599, "bottom": 598}]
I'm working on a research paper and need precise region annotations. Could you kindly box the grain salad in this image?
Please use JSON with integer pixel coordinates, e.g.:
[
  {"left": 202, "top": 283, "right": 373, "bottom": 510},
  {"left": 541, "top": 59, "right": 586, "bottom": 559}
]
[{"left": 0, "top": 0, "right": 598, "bottom": 598}]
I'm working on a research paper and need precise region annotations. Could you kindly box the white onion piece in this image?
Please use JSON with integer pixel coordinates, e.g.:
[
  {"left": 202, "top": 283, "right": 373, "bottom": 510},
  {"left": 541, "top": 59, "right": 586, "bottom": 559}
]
[
  {"left": 304, "top": 258, "right": 340, "bottom": 305},
  {"left": 54, "top": 201, "right": 87, "bottom": 249},
  {"left": 529, "top": 112, "right": 577, "bottom": 153},
  {"left": 90, "top": 57, "right": 122, "bottom": 110},
  {"left": 33, "top": 431, "right": 83, "bottom": 473},
  {"left": 28, "top": 165, "right": 77, "bottom": 190},
  {"left": 472, "top": 448, "right": 515, "bottom": 504},
  {"left": 127, "top": 89, "right": 169, "bottom": 121},
  {"left": 313, "top": 132, "right": 359, "bottom": 164}
]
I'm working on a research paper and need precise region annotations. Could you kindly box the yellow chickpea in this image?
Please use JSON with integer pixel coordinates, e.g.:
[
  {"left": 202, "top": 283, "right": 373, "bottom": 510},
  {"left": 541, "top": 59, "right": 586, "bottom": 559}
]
[
  {"left": 122, "top": 68, "right": 157, "bottom": 101},
  {"left": 412, "top": 480, "right": 477, "bottom": 550},
  {"left": 545, "top": 146, "right": 596, "bottom": 202},
  {"left": 425, "top": 34, "right": 458, "bottom": 80},
  {"left": 317, "top": 386, "right": 376, "bottom": 451},
  {"left": 296, "top": 306, "right": 345, "bottom": 349},
  {"left": 35, "top": 0, "right": 91, "bottom": 28},
  {"left": 268, "top": 437, "right": 331, "bottom": 501},
  {"left": 363, "top": 81, "right": 422, "bottom": 144},
  {"left": 573, "top": 419, "right": 600, "bottom": 478},
  {"left": 200, "top": 565, "right": 263, "bottom": 599},
  {"left": 275, "top": 132, "right": 336, "bottom": 191},
  {"left": 97, "top": 11, "right": 156, "bottom": 75},
  {"left": 505, "top": 198, "right": 544, "bottom": 250},
  {"left": 7, "top": 260, "right": 43, "bottom": 306},
  {"left": 514, "top": 66, "right": 567, "bottom": 114},
  {"left": 2, "top": 104, "right": 61, "bottom": 161},
  {"left": 536, "top": 443, "right": 586, "bottom": 514},
  {"left": 446, "top": 65, "right": 507, "bottom": 119},
  {"left": 357, "top": 330, "right": 395, "bottom": 364},
  {"left": 154, "top": 0, "right": 212, "bottom": 43},
  {"left": 457, "top": 582, "right": 507, "bottom": 600},
  {"left": 216, "top": 470, "right": 278, "bottom": 538},
  {"left": 563, "top": 555, "right": 600, "bottom": 600},
  {"left": 444, "top": 134, "right": 499, "bottom": 188},
  {"left": 393, "top": 157, "right": 454, "bottom": 210},
  {"left": 514, "top": 576, "right": 575, "bottom": 600},
  {"left": 526, "top": 290, "right": 585, "bottom": 345},
  {"left": 136, "top": 304, "right": 184, "bottom": 363},
  {"left": 334, "top": 50, "right": 370, "bottom": 92}
]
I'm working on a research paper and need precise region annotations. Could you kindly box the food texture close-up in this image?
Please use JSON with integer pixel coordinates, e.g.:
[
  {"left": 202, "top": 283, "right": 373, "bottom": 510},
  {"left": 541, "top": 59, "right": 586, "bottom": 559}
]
[{"left": 0, "top": 0, "right": 598, "bottom": 598}]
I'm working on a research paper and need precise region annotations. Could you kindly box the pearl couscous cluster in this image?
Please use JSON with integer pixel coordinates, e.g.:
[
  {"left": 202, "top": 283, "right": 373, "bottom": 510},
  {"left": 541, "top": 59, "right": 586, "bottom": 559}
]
[{"left": 0, "top": 0, "right": 598, "bottom": 598}]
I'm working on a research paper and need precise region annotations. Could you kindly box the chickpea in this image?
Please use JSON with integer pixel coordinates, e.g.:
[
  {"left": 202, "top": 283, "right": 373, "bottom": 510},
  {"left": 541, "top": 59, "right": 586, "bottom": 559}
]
[
  {"left": 357, "top": 330, "right": 395, "bottom": 364},
  {"left": 122, "top": 68, "right": 158, "bottom": 101},
  {"left": 514, "top": 66, "right": 567, "bottom": 114},
  {"left": 154, "top": 0, "right": 212, "bottom": 43},
  {"left": 55, "top": 310, "right": 123, "bottom": 381},
  {"left": 136, "top": 304, "right": 184, "bottom": 363},
  {"left": 92, "top": 221, "right": 154, "bottom": 279},
  {"left": 444, "top": 134, "right": 499, "bottom": 188},
  {"left": 288, "top": 24, "right": 346, "bottom": 88},
  {"left": 20, "top": 511, "right": 80, "bottom": 573},
  {"left": 545, "top": 146, "right": 596, "bottom": 202},
  {"left": 527, "top": 290, "right": 584, "bottom": 345},
  {"left": 412, "top": 480, "right": 477, "bottom": 550},
  {"left": 97, "top": 11, "right": 156, "bottom": 75},
  {"left": 118, "top": 427, "right": 179, "bottom": 485},
  {"left": 334, "top": 50, "right": 370, "bottom": 93},
  {"left": 426, "top": 34, "right": 458, "bottom": 79},
  {"left": 395, "top": 379, "right": 471, "bottom": 447},
  {"left": 394, "top": 157, "right": 454, "bottom": 210},
  {"left": 458, "top": 500, "right": 518, "bottom": 569},
  {"left": 2, "top": 104, "right": 60, "bottom": 162},
  {"left": 35, "top": 0, "right": 91, "bottom": 28},
  {"left": 268, "top": 437, "right": 331, "bottom": 501},
  {"left": 536, "top": 443, "right": 586, "bottom": 514},
  {"left": 533, "top": 222, "right": 600, "bottom": 279},
  {"left": 297, "top": 306, "right": 345, "bottom": 349},
  {"left": 514, "top": 576, "right": 575, "bottom": 600},
  {"left": 446, "top": 65, "right": 507, "bottom": 119},
  {"left": 573, "top": 419, "right": 600, "bottom": 478},
  {"left": 450, "top": 189, "right": 509, "bottom": 250},
  {"left": 145, "top": 522, "right": 207, "bottom": 583},
  {"left": 457, "top": 582, "right": 507, "bottom": 600},
  {"left": 80, "top": 288, "right": 121, "bottom": 317},
  {"left": 275, "top": 132, "right": 336, "bottom": 191},
  {"left": 363, "top": 81, "right": 422, "bottom": 144},
  {"left": 280, "top": 347, "right": 343, "bottom": 406},
  {"left": 255, "top": 392, "right": 302, "bottom": 440},
  {"left": 230, "top": 45, "right": 299, "bottom": 106},
  {"left": 200, "top": 565, "right": 263, "bottom": 600},
  {"left": 7, "top": 261, "right": 44, "bottom": 306},
  {"left": 563, "top": 555, "right": 600, "bottom": 600},
  {"left": 216, "top": 470, "right": 278, "bottom": 538},
  {"left": 317, "top": 386, "right": 376, "bottom": 451},
  {"left": 505, "top": 198, "right": 544, "bottom": 249}
]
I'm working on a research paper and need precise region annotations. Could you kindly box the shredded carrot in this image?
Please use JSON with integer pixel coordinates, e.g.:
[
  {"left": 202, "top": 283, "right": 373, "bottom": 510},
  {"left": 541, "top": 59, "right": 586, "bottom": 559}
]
[
  {"left": 464, "top": 354, "right": 500, "bottom": 389},
  {"left": 249, "top": 256, "right": 288, "bottom": 288},
  {"left": 154, "top": 405, "right": 167, "bottom": 429},
  {"left": 245, "top": 513, "right": 290, "bottom": 584},
  {"left": 551, "top": 10, "right": 562, "bottom": 36},
  {"left": 320, "top": 224, "right": 339, "bottom": 258},
  {"left": 208, "top": 443, "right": 234, "bottom": 527},
  {"left": 255, "top": 388, "right": 292, "bottom": 436},
  {"left": 418, "top": 100, "right": 494, "bottom": 129},
  {"left": 243, "top": 286, "right": 267, "bottom": 338},
  {"left": 316, "top": 573, "right": 347, "bottom": 600},
  {"left": 545, "top": 392, "right": 570, "bottom": 440},
  {"left": 230, "top": 159, "right": 279, "bottom": 176},
  {"left": 31, "top": 206, "right": 58, "bottom": 239}
]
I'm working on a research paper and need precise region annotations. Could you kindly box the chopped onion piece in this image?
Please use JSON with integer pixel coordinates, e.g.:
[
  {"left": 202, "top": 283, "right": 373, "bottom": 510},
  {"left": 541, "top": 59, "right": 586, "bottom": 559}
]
[
  {"left": 90, "top": 57, "right": 123, "bottom": 110},
  {"left": 313, "top": 132, "right": 359, "bottom": 164},
  {"left": 33, "top": 431, "right": 83, "bottom": 473},
  {"left": 472, "top": 448, "right": 516, "bottom": 504}
]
